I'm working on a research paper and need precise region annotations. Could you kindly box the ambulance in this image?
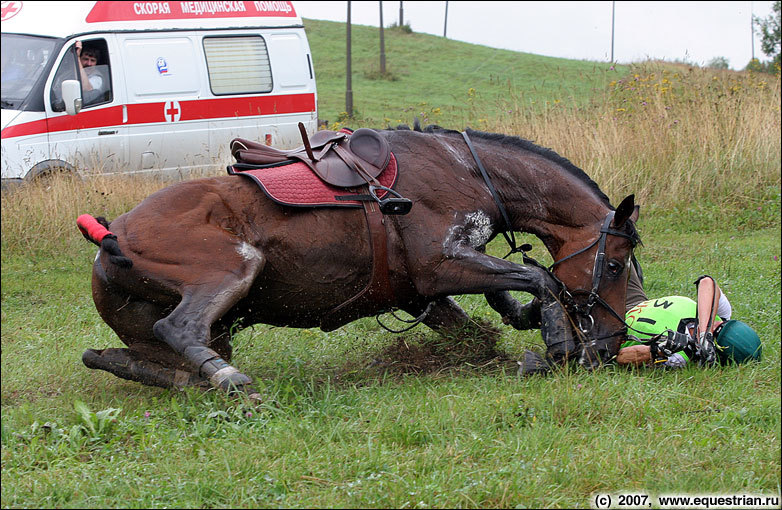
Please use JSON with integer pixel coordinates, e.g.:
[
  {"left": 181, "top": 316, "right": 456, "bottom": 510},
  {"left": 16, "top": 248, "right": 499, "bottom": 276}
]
[{"left": 1, "top": 0, "right": 317, "bottom": 186}]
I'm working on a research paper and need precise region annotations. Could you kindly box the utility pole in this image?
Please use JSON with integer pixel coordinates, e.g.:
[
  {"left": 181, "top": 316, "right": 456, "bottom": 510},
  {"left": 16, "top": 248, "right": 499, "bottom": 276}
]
[
  {"left": 610, "top": 0, "right": 615, "bottom": 63},
  {"left": 399, "top": 1, "right": 403, "bottom": 27},
  {"left": 380, "top": 1, "right": 386, "bottom": 74},
  {"left": 751, "top": 0, "right": 755, "bottom": 61},
  {"left": 346, "top": 1, "right": 353, "bottom": 117},
  {"left": 443, "top": 1, "right": 448, "bottom": 38}
]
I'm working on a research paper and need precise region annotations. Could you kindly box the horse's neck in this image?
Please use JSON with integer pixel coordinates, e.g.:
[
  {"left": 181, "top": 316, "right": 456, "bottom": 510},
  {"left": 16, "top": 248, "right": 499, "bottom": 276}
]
[{"left": 483, "top": 145, "right": 610, "bottom": 258}]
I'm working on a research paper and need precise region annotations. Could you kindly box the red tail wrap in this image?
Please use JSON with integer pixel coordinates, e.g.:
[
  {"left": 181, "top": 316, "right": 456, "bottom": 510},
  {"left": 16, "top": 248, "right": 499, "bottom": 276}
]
[{"left": 77, "top": 214, "right": 113, "bottom": 243}]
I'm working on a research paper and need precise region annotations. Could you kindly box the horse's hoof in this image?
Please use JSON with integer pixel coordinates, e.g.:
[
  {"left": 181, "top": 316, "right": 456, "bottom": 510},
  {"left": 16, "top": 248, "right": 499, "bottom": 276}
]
[
  {"left": 245, "top": 391, "right": 264, "bottom": 404},
  {"left": 517, "top": 350, "right": 553, "bottom": 376},
  {"left": 210, "top": 366, "right": 253, "bottom": 392}
]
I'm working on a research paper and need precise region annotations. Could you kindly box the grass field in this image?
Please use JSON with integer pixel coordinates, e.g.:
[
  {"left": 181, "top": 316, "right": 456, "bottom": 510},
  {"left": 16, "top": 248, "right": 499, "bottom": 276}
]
[
  {"left": 305, "top": 18, "right": 631, "bottom": 129},
  {"left": 1, "top": 18, "right": 780, "bottom": 509}
]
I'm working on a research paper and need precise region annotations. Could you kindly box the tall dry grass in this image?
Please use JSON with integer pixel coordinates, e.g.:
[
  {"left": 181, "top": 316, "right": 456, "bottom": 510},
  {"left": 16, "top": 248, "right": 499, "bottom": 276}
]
[
  {"left": 1, "top": 174, "right": 180, "bottom": 254},
  {"left": 490, "top": 61, "right": 781, "bottom": 209},
  {"left": 2, "top": 61, "right": 779, "bottom": 255}
]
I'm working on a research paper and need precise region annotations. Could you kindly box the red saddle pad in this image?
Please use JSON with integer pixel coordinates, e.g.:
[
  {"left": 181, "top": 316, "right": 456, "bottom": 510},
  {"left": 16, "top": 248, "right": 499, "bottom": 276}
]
[{"left": 228, "top": 153, "right": 398, "bottom": 208}]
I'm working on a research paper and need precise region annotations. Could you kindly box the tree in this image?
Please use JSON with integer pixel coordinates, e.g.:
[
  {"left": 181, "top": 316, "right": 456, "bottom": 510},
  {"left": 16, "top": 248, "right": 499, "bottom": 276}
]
[
  {"left": 707, "top": 56, "right": 730, "bottom": 69},
  {"left": 754, "top": 0, "right": 781, "bottom": 67}
]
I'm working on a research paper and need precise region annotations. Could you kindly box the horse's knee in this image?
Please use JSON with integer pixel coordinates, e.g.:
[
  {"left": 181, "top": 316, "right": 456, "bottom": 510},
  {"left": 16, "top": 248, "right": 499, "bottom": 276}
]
[
  {"left": 485, "top": 291, "right": 542, "bottom": 330},
  {"left": 418, "top": 297, "right": 470, "bottom": 331},
  {"left": 153, "top": 316, "right": 207, "bottom": 354}
]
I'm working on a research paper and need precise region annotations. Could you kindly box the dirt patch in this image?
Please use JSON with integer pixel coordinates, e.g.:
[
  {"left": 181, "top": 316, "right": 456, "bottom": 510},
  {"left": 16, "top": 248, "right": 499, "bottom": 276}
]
[{"left": 356, "top": 319, "right": 516, "bottom": 378}]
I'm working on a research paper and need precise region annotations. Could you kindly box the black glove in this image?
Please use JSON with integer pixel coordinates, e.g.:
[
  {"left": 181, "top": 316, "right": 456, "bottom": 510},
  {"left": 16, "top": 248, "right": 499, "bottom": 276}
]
[{"left": 653, "top": 329, "right": 690, "bottom": 357}]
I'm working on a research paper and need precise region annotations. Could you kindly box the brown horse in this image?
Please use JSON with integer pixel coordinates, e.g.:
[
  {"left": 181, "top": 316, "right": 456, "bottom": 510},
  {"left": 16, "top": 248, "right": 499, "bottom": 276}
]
[{"left": 78, "top": 124, "right": 640, "bottom": 399}]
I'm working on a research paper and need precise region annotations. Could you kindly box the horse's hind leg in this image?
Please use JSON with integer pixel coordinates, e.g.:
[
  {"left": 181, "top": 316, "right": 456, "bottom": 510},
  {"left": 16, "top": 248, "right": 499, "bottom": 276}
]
[
  {"left": 151, "top": 243, "right": 265, "bottom": 398},
  {"left": 87, "top": 261, "right": 207, "bottom": 388},
  {"left": 83, "top": 344, "right": 207, "bottom": 389}
]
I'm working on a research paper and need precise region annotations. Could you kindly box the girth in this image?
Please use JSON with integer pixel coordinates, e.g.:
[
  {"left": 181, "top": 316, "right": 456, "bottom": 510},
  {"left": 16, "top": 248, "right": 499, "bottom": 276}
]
[{"left": 319, "top": 199, "right": 395, "bottom": 332}]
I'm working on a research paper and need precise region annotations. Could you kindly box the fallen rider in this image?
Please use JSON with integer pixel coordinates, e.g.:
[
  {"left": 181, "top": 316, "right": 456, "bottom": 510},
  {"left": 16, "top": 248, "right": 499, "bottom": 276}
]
[
  {"left": 617, "top": 264, "right": 762, "bottom": 368},
  {"left": 513, "top": 260, "right": 761, "bottom": 374}
]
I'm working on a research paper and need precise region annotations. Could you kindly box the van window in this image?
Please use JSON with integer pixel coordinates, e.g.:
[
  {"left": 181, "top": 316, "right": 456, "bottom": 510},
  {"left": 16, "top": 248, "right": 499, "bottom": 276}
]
[
  {"left": 203, "top": 36, "right": 272, "bottom": 95},
  {"left": 50, "top": 38, "right": 112, "bottom": 111},
  {"left": 2, "top": 34, "right": 58, "bottom": 111}
]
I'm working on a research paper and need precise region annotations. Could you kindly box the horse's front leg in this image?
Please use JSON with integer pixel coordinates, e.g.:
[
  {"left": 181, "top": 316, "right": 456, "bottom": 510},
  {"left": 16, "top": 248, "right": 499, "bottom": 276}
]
[{"left": 413, "top": 241, "right": 577, "bottom": 363}]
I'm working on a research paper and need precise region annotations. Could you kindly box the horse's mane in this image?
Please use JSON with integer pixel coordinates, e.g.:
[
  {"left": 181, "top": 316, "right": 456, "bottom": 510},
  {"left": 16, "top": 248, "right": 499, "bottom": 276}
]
[{"left": 390, "top": 120, "right": 613, "bottom": 208}]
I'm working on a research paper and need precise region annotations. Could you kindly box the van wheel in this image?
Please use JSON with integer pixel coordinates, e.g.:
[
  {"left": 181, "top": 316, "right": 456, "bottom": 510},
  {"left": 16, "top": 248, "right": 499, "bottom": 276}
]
[{"left": 26, "top": 160, "right": 78, "bottom": 186}]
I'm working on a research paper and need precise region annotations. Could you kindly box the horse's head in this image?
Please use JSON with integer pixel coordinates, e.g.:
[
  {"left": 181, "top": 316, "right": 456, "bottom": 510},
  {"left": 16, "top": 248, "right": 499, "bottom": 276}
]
[{"left": 550, "top": 195, "right": 640, "bottom": 369}]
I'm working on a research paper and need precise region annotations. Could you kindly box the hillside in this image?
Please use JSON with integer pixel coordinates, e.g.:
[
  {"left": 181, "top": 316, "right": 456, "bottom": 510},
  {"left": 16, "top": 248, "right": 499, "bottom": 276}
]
[{"left": 303, "top": 18, "right": 628, "bottom": 129}]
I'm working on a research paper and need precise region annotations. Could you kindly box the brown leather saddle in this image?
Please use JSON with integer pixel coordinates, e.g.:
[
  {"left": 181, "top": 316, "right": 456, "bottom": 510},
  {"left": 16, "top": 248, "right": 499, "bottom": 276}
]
[{"left": 230, "top": 124, "right": 411, "bottom": 215}]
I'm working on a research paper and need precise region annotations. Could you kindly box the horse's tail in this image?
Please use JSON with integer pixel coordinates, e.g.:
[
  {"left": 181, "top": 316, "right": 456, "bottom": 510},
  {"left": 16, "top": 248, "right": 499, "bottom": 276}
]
[{"left": 76, "top": 214, "right": 133, "bottom": 268}]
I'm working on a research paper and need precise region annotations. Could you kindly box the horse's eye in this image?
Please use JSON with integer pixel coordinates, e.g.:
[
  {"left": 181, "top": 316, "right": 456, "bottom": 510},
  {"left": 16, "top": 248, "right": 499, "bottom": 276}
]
[{"left": 607, "top": 260, "right": 623, "bottom": 276}]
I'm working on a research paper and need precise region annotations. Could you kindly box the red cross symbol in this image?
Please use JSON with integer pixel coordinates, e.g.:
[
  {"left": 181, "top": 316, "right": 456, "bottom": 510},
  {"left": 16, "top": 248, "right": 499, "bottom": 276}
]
[
  {"left": 163, "top": 101, "right": 181, "bottom": 122},
  {"left": 1, "top": 1, "right": 23, "bottom": 21}
]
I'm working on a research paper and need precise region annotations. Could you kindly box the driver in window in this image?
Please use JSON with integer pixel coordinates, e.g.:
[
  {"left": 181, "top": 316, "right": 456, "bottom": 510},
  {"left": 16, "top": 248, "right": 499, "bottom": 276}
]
[{"left": 75, "top": 40, "right": 103, "bottom": 92}]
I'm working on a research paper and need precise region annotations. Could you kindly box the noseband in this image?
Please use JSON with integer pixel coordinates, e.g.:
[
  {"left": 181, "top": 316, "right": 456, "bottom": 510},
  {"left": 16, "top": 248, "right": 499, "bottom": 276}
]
[{"left": 462, "top": 131, "right": 636, "bottom": 342}]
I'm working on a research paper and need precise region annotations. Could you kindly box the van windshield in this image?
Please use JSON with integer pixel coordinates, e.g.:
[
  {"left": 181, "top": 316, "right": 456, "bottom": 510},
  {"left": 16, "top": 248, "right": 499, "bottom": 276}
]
[{"left": 1, "top": 34, "right": 58, "bottom": 109}]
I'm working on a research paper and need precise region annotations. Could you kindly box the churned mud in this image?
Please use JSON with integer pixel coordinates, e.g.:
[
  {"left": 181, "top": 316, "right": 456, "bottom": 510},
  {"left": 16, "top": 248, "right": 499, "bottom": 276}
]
[{"left": 339, "top": 320, "right": 519, "bottom": 379}]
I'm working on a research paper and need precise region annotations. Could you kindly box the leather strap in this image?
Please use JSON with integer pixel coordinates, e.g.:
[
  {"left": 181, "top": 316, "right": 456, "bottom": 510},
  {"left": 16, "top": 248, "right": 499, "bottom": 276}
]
[
  {"left": 320, "top": 198, "right": 394, "bottom": 331},
  {"left": 462, "top": 131, "right": 523, "bottom": 259}
]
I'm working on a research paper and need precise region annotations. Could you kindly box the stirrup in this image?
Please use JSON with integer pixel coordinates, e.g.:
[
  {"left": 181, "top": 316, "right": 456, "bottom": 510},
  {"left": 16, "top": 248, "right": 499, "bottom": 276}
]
[{"left": 369, "top": 185, "right": 412, "bottom": 215}]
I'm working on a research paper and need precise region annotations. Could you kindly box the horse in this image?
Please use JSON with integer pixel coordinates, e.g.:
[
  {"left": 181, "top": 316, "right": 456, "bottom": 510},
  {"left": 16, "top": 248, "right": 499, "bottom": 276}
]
[{"left": 78, "top": 124, "right": 640, "bottom": 400}]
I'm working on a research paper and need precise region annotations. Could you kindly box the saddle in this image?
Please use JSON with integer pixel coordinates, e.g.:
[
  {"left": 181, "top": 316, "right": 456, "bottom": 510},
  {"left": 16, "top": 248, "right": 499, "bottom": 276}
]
[{"left": 230, "top": 124, "right": 411, "bottom": 215}]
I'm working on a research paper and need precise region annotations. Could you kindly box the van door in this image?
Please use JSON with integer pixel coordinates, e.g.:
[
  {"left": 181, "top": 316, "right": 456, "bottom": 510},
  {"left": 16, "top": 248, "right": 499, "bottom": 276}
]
[
  {"left": 118, "top": 33, "right": 209, "bottom": 177},
  {"left": 265, "top": 30, "right": 318, "bottom": 145},
  {"left": 46, "top": 35, "right": 128, "bottom": 175}
]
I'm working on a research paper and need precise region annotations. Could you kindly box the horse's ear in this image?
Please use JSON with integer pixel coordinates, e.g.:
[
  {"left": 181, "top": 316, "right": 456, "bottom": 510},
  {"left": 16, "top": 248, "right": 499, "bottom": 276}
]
[{"left": 614, "top": 194, "right": 637, "bottom": 227}]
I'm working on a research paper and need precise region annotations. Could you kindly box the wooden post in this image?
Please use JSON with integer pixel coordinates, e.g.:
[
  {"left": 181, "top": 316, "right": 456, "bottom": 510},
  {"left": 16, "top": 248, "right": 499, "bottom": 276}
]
[
  {"left": 610, "top": 0, "right": 615, "bottom": 63},
  {"left": 380, "top": 1, "right": 386, "bottom": 74}
]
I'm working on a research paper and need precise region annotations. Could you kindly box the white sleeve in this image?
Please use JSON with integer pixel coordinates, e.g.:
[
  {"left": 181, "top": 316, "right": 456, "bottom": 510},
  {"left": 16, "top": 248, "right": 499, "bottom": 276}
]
[{"left": 717, "top": 292, "right": 732, "bottom": 321}]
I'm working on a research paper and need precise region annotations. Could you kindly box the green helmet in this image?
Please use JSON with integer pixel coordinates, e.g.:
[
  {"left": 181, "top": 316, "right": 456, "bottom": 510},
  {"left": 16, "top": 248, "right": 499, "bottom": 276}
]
[{"left": 715, "top": 320, "right": 762, "bottom": 364}]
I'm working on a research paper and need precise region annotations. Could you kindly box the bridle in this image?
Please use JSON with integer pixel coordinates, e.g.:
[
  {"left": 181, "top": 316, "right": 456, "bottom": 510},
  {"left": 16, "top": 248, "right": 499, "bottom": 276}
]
[
  {"left": 547, "top": 210, "right": 638, "bottom": 340},
  {"left": 462, "top": 131, "right": 637, "bottom": 344}
]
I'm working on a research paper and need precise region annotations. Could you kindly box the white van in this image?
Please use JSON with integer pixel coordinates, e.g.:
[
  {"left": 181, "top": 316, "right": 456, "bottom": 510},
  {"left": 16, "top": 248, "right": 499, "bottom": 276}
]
[{"left": 1, "top": 0, "right": 317, "bottom": 185}]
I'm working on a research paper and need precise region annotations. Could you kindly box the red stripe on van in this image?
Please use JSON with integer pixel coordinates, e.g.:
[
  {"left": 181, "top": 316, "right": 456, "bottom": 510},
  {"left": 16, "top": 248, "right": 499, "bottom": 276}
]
[{"left": 1, "top": 93, "right": 316, "bottom": 139}]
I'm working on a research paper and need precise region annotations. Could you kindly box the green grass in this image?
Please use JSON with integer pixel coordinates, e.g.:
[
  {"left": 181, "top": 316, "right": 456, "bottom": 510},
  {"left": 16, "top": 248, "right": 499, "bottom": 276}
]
[
  {"left": 2, "top": 218, "right": 779, "bottom": 508},
  {"left": 2, "top": 19, "right": 780, "bottom": 509},
  {"left": 304, "top": 18, "right": 629, "bottom": 129}
]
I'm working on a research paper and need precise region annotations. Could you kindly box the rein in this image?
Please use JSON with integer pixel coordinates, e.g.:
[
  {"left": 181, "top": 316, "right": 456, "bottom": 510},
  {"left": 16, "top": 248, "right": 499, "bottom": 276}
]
[
  {"left": 461, "top": 132, "right": 525, "bottom": 259},
  {"left": 461, "top": 131, "right": 636, "bottom": 343}
]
